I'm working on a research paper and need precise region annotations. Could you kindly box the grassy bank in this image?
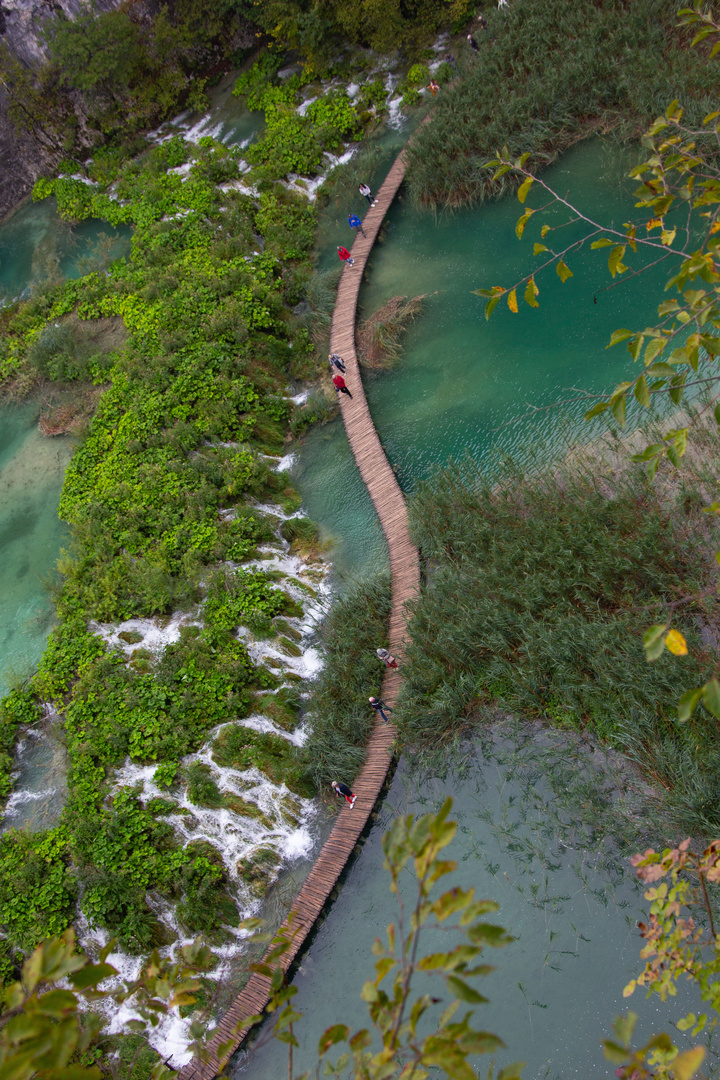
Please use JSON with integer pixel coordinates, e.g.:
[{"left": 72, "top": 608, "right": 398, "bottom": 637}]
[
  {"left": 393, "top": 430, "right": 720, "bottom": 837},
  {"left": 405, "top": 0, "right": 720, "bottom": 207}
]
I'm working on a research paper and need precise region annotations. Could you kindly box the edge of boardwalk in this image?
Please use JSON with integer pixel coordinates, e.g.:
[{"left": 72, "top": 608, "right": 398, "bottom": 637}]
[{"left": 178, "top": 147, "right": 420, "bottom": 1080}]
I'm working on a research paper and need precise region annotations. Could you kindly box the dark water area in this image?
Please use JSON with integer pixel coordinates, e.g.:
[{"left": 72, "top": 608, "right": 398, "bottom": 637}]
[{"left": 235, "top": 727, "right": 706, "bottom": 1080}]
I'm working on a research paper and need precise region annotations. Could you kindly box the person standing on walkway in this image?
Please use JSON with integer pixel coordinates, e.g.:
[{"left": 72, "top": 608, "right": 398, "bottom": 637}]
[
  {"left": 359, "top": 183, "right": 377, "bottom": 207},
  {"left": 331, "top": 780, "right": 356, "bottom": 807},
  {"left": 348, "top": 212, "right": 366, "bottom": 237},
  {"left": 338, "top": 245, "right": 355, "bottom": 266},
  {"left": 369, "top": 696, "right": 393, "bottom": 723},
  {"left": 376, "top": 648, "right": 398, "bottom": 669},
  {"left": 333, "top": 373, "right": 352, "bottom": 398},
  {"left": 329, "top": 353, "right": 346, "bottom": 373}
]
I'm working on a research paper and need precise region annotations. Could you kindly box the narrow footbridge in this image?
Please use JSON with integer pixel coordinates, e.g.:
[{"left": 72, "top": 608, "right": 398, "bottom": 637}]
[{"left": 178, "top": 145, "right": 420, "bottom": 1080}]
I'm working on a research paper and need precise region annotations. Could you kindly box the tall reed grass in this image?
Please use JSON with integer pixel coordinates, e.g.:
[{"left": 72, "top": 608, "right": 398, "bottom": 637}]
[
  {"left": 395, "top": 446, "right": 720, "bottom": 837},
  {"left": 302, "top": 575, "right": 391, "bottom": 791},
  {"left": 406, "top": 0, "right": 720, "bottom": 207}
]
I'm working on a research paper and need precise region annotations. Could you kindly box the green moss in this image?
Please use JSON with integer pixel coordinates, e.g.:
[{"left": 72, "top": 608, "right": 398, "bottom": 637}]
[{"left": 237, "top": 846, "right": 281, "bottom": 897}]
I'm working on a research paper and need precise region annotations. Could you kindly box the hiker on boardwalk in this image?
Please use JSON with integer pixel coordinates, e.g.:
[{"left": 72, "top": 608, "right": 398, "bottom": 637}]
[
  {"left": 359, "top": 183, "right": 377, "bottom": 206},
  {"left": 338, "top": 245, "right": 355, "bottom": 266},
  {"left": 348, "top": 213, "right": 366, "bottom": 238},
  {"left": 369, "top": 696, "right": 393, "bottom": 723},
  {"left": 331, "top": 780, "right": 356, "bottom": 807},
  {"left": 467, "top": 33, "right": 479, "bottom": 52},
  {"left": 333, "top": 373, "right": 352, "bottom": 398},
  {"left": 329, "top": 353, "right": 346, "bottom": 373},
  {"left": 377, "top": 648, "right": 398, "bottom": 669}
]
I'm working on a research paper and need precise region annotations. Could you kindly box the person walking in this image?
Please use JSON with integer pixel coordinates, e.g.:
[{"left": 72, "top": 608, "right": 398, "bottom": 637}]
[
  {"left": 359, "top": 183, "right": 377, "bottom": 207},
  {"left": 376, "top": 648, "right": 398, "bottom": 669},
  {"left": 338, "top": 245, "right": 355, "bottom": 266},
  {"left": 348, "top": 213, "right": 366, "bottom": 238},
  {"left": 333, "top": 373, "right": 352, "bottom": 398},
  {"left": 467, "top": 33, "right": 479, "bottom": 53},
  {"left": 331, "top": 780, "right": 356, "bottom": 807},
  {"left": 369, "top": 696, "right": 393, "bottom": 723},
  {"left": 329, "top": 353, "right": 346, "bottom": 373}
]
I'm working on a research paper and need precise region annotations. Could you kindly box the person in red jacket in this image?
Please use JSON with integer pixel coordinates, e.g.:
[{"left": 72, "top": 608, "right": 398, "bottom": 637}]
[
  {"left": 333, "top": 373, "right": 352, "bottom": 398},
  {"left": 337, "top": 245, "right": 355, "bottom": 266}
]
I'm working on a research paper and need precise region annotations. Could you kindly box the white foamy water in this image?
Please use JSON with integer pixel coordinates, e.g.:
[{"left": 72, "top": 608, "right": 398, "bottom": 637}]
[{"left": 75, "top": 507, "right": 330, "bottom": 1064}]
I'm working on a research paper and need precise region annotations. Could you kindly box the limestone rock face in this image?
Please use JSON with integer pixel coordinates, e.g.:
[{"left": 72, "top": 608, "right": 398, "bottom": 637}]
[
  {"left": 0, "top": 0, "right": 122, "bottom": 66},
  {"left": 0, "top": 0, "right": 123, "bottom": 220}
]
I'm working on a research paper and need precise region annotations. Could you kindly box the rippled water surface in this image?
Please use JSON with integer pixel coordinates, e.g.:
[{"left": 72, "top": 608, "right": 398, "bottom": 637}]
[
  {"left": 292, "top": 139, "right": 673, "bottom": 575},
  {"left": 0, "top": 405, "right": 71, "bottom": 694}
]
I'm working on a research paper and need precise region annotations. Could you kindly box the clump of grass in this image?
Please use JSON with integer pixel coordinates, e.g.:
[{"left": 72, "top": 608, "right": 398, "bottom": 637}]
[
  {"left": 357, "top": 294, "right": 426, "bottom": 369},
  {"left": 302, "top": 574, "right": 391, "bottom": 791},
  {"left": 395, "top": 448, "right": 720, "bottom": 836},
  {"left": 406, "top": 0, "right": 720, "bottom": 208}
]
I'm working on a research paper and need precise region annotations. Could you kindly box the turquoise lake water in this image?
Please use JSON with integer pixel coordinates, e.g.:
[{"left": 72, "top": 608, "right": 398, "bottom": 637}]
[
  {"left": 292, "top": 138, "right": 672, "bottom": 577},
  {"left": 0, "top": 404, "right": 70, "bottom": 693}
]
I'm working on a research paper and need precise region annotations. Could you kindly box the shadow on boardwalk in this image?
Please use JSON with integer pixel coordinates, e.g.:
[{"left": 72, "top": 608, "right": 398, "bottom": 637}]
[{"left": 178, "top": 148, "right": 420, "bottom": 1080}]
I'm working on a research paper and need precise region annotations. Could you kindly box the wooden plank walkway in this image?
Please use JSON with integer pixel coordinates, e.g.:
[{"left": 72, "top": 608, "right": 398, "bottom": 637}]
[{"left": 178, "top": 146, "right": 419, "bottom": 1080}]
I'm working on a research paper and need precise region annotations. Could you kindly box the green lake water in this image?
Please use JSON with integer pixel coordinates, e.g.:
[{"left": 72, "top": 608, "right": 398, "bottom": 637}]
[
  {"left": 292, "top": 138, "right": 672, "bottom": 577},
  {"left": 0, "top": 404, "right": 71, "bottom": 693}
]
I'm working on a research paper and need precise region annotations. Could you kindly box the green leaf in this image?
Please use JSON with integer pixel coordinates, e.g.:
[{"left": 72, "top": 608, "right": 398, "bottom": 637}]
[
  {"left": 35, "top": 988, "right": 78, "bottom": 1017},
  {"left": 678, "top": 687, "right": 703, "bottom": 723},
  {"left": 533, "top": 243, "right": 548, "bottom": 255},
  {"left": 446, "top": 975, "right": 489, "bottom": 1003},
  {"left": 703, "top": 678, "right": 720, "bottom": 718},
  {"left": 70, "top": 963, "right": 117, "bottom": 990},
  {"left": 643, "top": 624, "right": 667, "bottom": 661},
  {"left": 507, "top": 289, "right": 518, "bottom": 314},
  {"left": 634, "top": 375, "right": 650, "bottom": 407},
  {"left": 611, "top": 393, "right": 626, "bottom": 427},
  {"left": 608, "top": 245, "right": 627, "bottom": 277},
  {"left": 498, "top": 1064, "right": 526, "bottom": 1080},
  {"left": 540, "top": 224, "right": 550, "bottom": 238},
  {"left": 556, "top": 260, "right": 573, "bottom": 283},
  {"left": 524, "top": 277, "right": 539, "bottom": 308},
  {"left": 515, "top": 209, "right": 534, "bottom": 239},
  {"left": 591, "top": 238, "right": 613, "bottom": 248},
  {"left": 517, "top": 176, "right": 534, "bottom": 204},
  {"left": 485, "top": 294, "right": 501, "bottom": 320},
  {"left": 584, "top": 401, "right": 610, "bottom": 420},
  {"left": 607, "top": 328, "right": 633, "bottom": 348}
]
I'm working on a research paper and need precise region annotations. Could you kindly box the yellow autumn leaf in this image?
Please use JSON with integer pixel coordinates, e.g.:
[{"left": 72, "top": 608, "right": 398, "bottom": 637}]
[
  {"left": 622, "top": 980, "right": 636, "bottom": 998},
  {"left": 665, "top": 629, "right": 688, "bottom": 656},
  {"left": 507, "top": 289, "right": 518, "bottom": 313}
]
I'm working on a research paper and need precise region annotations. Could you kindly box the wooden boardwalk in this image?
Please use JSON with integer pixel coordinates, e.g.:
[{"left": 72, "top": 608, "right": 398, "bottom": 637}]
[{"left": 178, "top": 148, "right": 419, "bottom": 1080}]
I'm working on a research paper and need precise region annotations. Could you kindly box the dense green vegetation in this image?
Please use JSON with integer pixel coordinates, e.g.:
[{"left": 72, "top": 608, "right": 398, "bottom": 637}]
[
  {"left": 302, "top": 575, "right": 391, "bottom": 788},
  {"left": 0, "top": 0, "right": 255, "bottom": 162},
  {"left": 406, "top": 0, "right": 720, "bottom": 206},
  {"left": 0, "top": 85, "right": 343, "bottom": 982},
  {"left": 393, "top": 442, "right": 720, "bottom": 836}
]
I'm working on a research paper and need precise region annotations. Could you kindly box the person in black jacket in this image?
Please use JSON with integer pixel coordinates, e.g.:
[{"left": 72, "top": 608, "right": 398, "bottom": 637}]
[
  {"left": 369, "top": 696, "right": 393, "bottom": 724},
  {"left": 331, "top": 780, "right": 356, "bottom": 807}
]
